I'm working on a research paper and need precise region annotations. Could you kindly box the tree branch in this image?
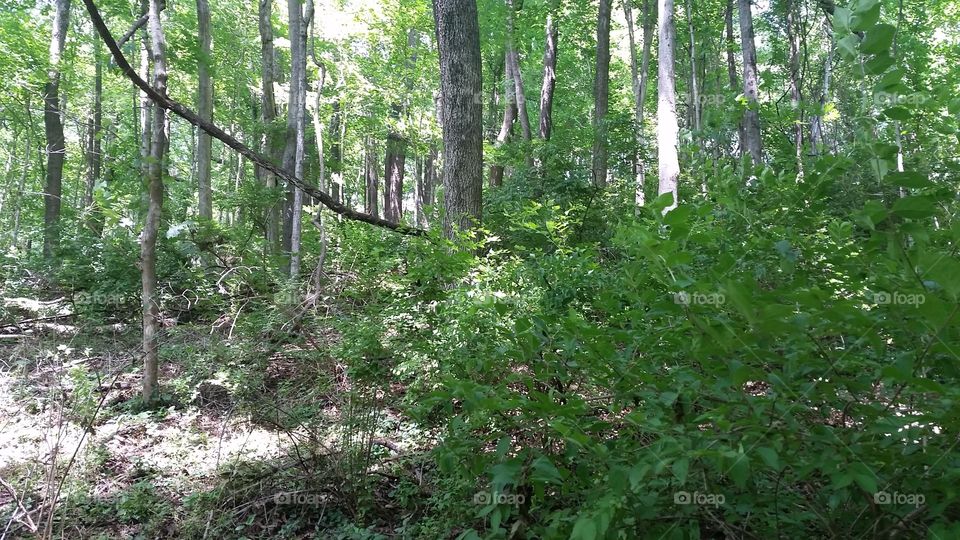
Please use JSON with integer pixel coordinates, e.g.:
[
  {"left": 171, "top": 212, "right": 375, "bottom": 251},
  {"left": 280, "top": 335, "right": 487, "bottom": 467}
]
[{"left": 82, "top": 0, "right": 426, "bottom": 237}]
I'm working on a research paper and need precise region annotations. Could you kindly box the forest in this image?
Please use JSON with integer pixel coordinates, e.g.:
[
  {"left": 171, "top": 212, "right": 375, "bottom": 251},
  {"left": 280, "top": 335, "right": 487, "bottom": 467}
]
[{"left": 0, "top": 0, "right": 958, "bottom": 537}]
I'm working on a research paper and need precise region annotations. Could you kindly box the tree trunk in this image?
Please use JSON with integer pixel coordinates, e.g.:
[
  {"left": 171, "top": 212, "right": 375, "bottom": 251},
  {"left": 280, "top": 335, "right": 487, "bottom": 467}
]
[
  {"left": 281, "top": 0, "right": 313, "bottom": 278},
  {"left": 329, "top": 99, "right": 343, "bottom": 203},
  {"left": 538, "top": 10, "right": 557, "bottom": 141},
  {"left": 591, "top": 0, "right": 612, "bottom": 187},
  {"left": 489, "top": 50, "right": 516, "bottom": 188},
  {"left": 505, "top": 0, "right": 531, "bottom": 145},
  {"left": 738, "top": 0, "right": 762, "bottom": 165},
  {"left": 384, "top": 126, "right": 406, "bottom": 223},
  {"left": 684, "top": 0, "right": 700, "bottom": 132},
  {"left": 258, "top": 0, "right": 281, "bottom": 253},
  {"left": 725, "top": 0, "right": 745, "bottom": 154},
  {"left": 196, "top": 0, "right": 213, "bottom": 220},
  {"left": 785, "top": 0, "right": 803, "bottom": 171},
  {"left": 364, "top": 137, "right": 379, "bottom": 217},
  {"left": 141, "top": 0, "right": 168, "bottom": 405},
  {"left": 624, "top": 0, "right": 653, "bottom": 206},
  {"left": 810, "top": 20, "right": 833, "bottom": 155},
  {"left": 433, "top": 0, "right": 483, "bottom": 238},
  {"left": 43, "top": 0, "right": 71, "bottom": 258},
  {"left": 11, "top": 102, "right": 32, "bottom": 248},
  {"left": 657, "top": 0, "right": 680, "bottom": 213},
  {"left": 416, "top": 145, "right": 436, "bottom": 228}
]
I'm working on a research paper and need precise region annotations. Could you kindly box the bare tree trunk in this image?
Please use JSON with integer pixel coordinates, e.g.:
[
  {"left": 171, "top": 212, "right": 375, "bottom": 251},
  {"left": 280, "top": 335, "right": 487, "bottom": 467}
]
[
  {"left": 684, "top": 0, "right": 700, "bottom": 132},
  {"left": 725, "top": 0, "right": 745, "bottom": 154},
  {"left": 281, "top": 0, "right": 313, "bottom": 278},
  {"left": 538, "top": 8, "right": 558, "bottom": 141},
  {"left": 416, "top": 145, "right": 436, "bottom": 228},
  {"left": 433, "top": 0, "right": 483, "bottom": 238},
  {"left": 785, "top": 0, "right": 803, "bottom": 172},
  {"left": 505, "top": 0, "right": 532, "bottom": 146},
  {"left": 11, "top": 104, "right": 32, "bottom": 247},
  {"left": 384, "top": 103, "right": 406, "bottom": 223},
  {"left": 141, "top": 0, "right": 168, "bottom": 405},
  {"left": 810, "top": 20, "right": 833, "bottom": 155},
  {"left": 196, "top": 0, "right": 213, "bottom": 220},
  {"left": 591, "top": 0, "right": 612, "bottom": 187},
  {"left": 738, "top": 0, "right": 762, "bottom": 165},
  {"left": 489, "top": 50, "right": 516, "bottom": 188},
  {"left": 624, "top": 0, "right": 653, "bottom": 206},
  {"left": 364, "top": 137, "right": 379, "bottom": 217},
  {"left": 258, "top": 0, "right": 280, "bottom": 253},
  {"left": 329, "top": 99, "right": 343, "bottom": 203},
  {"left": 43, "top": 0, "right": 71, "bottom": 258},
  {"left": 657, "top": 0, "right": 680, "bottom": 213}
]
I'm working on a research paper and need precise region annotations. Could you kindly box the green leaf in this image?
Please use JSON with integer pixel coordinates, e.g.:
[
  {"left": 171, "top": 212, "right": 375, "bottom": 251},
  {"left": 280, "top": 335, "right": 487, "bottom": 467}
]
[
  {"left": 728, "top": 454, "right": 750, "bottom": 488},
  {"left": 673, "top": 457, "right": 690, "bottom": 485},
  {"left": 886, "top": 171, "right": 933, "bottom": 189},
  {"left": 860, "top": 24, "right": 896, "bottom": 54},
  {"left": 837, "top": 35, "right": 860, "bottom": 59},
  {"left": 757, "top": 447, "right": 780, "bottom": 471},
  {"left": 531, "top": 456, "right": 564, "bottom": 484},
  {"left": 883, "top": 107, "right": 912, "bottom": 121},
  {"left": 850, "top": 0, "right": 881, "bottom": 32},
  {"left": 832, "top": 7, "right": 851, "bottom": 32},
  {"left": 864, "top": 54, "right": 895, "bottom": 75},
  {"left": 892, "top": 196, "right": 936, "bottom": 219},
  {"left": 570, "top": 515, "right": 597, "bottom": 540}
]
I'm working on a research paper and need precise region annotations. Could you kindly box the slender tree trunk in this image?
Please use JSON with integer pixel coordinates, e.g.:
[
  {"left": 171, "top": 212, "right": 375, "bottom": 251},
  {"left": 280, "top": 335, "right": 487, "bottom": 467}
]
[
  {"left": 591, "top": 0, "right": 612, "bottom": 188},
  {"left": 433, "top": 0, "right": 483, "bottom": 238},
  {"left": 505, "top": 0, "right": 532, "bottom": 145},
  {"left": 258, "top": 0, "right": 280, "bottom": 253},
  {"left": 11, "top": 109, "right": 32, "bottom": 247},
  {"left": 364, "top": 137, "right": 379, "bottom": 218},
  {"left": 657, "top": 0, "right": 680, "bottom": 213},
  {"left": 43, "top": 0, "right": 71, "bottom": 258},
  {"left": 725, "top": 0, "right": 745, "bottom": 154},
  {"left": 785, "top": 0, "right": 803, "bottom": 172},
  {"left": 489, "top": 50, "right": 516, "bottom": 188},
  {"left": 810, "top": 20, "right": 833, "bottom": 154},
  {"left": 141, "top": 0, "right": 168, "bottom": 405},
  {"left": 624, "top": 0, "right": 653, "bottom": 206},
  {"left": 738, "top": 0, "right": 762, "bottom": 165},
  {"left": 139, "top": 32, "right": 152, "bottom": 178},
  {"left": 329, "top": 99, "right": 343, "bottom": 203},
  {"left": 196, "top": 0, "right": 213, "bottom": 219},
  {"left": 538, "top": 9, "right": 558, "bottom": 141},
  {"left": 684, "top": 0, "right": 700, "bottom": 132},
  {"left": 417, "top": 145, "right": 437, "bottom": 228},
  {"left": 281, "top": 0, "right": 313, "bottom": 278}
]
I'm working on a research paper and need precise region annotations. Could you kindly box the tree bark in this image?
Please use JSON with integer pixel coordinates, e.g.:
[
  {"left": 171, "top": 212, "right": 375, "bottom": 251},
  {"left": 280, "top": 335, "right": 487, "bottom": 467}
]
[
  {"left": 281, "top": 0, "right": 313, "bottom": 278},
  {"left": 432, "top": 0, "right": 483, "bottom": 238},
  {"left": 141, "top": 0, "right": 168, "bottom": 405},
  {"left": 538, "top": 10, "right": 558, "bottom": 141},
  {"left": 591, "top": 0, "right": 612, "bottom": 188},
  {"left": 257, "top": 0, "right": 281, "bottom": 251},
  {"left": 489, "top": 50, "right": 516, "bottom": 188},
  {"left": 657, "top": 0, "right": 680, "bottom": 213},
  {"left": 43, "top": 0, "right": 71, "bottom": 258},
  {"left": 725, "top": 0, "right": 745, "bottom": 154},
  {"left": 196, "top": 0, "right": 213, "bottom": 220},
  {"left": 810, "top": 20, "right": 833, "bottom": 155},
  {"left": 684, "top": 0, "right": 700, "bottom": 132},
  {"left": 505, "top": 0, "right": 531, "bottom": 144},
  {"left": 624, "top": 0, "right": 653, "bottom": 206},
  {"left": 364, "top": 137, "right": 379, "bottom": 218},
  {"left": 738, "top": 0, "right": 762, "bottom": 165},
  {"left": 785, "top": 0, "right": 803, "bottom": 170}
]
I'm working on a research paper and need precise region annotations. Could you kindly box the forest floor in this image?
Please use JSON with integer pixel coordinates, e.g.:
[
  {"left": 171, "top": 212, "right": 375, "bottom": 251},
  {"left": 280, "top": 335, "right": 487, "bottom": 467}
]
[{"left": 0, "top": 307, "right": 432, "bottom": 539}]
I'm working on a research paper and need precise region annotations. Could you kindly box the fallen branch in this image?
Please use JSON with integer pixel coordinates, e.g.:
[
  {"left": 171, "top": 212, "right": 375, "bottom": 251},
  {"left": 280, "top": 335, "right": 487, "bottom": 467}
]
[{"left": 82, "top": 0, "right": 426, "bottom": 237}]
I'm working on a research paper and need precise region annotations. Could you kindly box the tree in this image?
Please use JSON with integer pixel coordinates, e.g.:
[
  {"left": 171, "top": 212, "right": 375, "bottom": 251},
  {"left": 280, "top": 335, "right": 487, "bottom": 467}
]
[
  {"left": 624, "top": 0, "right": 654, "bottom": 205},
  {"left": 591, "top": 0, "right": 612, "bottom": 188},
  {"left": 538, "top": 5, "right": 558, "bottom": 141},
  {"left": 432, "top": 0, "right": 483, "bottom": 238},
  {"left": 489, "top": 50, "right": 515, "bottom": 188},
  {"left": 738, "top": 0, "right": 762, "bottom": 164},
  {"left": 257, "top": 0, "right": 280, "bottom": 252},
  {"left": 196, "top": 0, "right": 213, "bottom": 220},
  {"left": 42, "top": 0, "right": 71, "bottom": 258},
  {"left": 657, "top": 0, "right": 679, "bottom": 213},
  {"left": 141, "top": 0, "right": 169, "bottom": 404}
]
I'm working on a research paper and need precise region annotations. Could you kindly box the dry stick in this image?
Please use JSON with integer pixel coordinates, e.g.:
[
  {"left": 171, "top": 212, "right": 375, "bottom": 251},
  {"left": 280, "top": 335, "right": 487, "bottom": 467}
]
[{"left": 81, "top": 0, "right": 426, "bottom": 237}]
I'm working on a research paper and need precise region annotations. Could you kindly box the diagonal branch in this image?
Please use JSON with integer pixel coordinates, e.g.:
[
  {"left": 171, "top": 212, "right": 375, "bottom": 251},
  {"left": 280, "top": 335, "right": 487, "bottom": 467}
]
[{"left": 81, "top": 0, "right": 426, "bottom": 237}]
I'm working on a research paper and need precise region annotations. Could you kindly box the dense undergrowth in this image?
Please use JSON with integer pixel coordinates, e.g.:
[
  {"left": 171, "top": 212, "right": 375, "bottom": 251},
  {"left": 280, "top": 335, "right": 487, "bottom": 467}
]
[{"left": 3, "top": 147, "right": 959, "bottom": 538}]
